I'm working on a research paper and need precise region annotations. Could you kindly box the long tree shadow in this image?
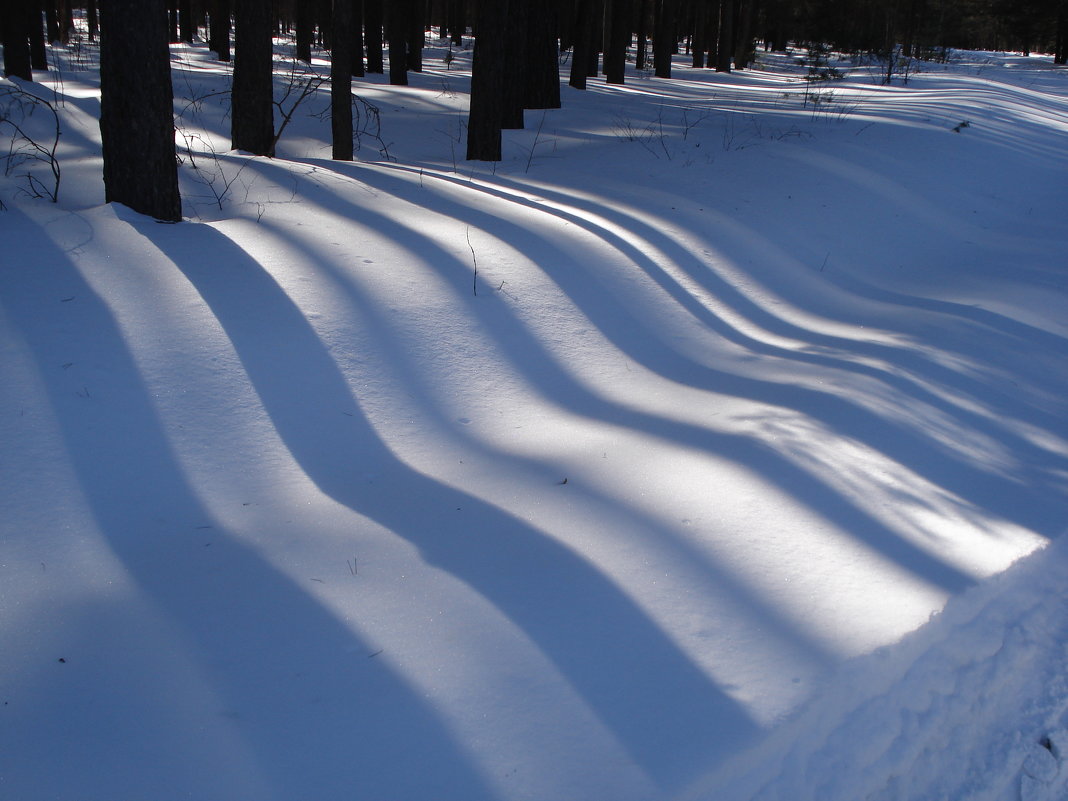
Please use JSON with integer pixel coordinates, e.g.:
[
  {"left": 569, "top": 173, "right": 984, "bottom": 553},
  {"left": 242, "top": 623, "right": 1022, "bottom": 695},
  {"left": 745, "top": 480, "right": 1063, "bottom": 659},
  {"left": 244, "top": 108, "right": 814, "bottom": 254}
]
[
  {"left": 245, "top": 158, "right": 975, "bottom": 596},
  {"left": 246, "top": 215, "right": 841, "bottom": 677},
  {"left": 369, "top": 163, "right": 1066, "bottom": 536},
  {"left": 147, "top": 214, "right": 763, "bottom": 789},
  {"left": 0, "top": 207, "right": 499, "bottom": 801}
]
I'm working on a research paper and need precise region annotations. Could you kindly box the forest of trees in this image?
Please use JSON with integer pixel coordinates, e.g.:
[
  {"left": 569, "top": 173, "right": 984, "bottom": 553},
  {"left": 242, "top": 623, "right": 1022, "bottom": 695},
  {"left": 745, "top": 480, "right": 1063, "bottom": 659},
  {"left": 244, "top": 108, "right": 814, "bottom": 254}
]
[{"left": 2, "top": 0, "right": 1066, "bottom": 217}]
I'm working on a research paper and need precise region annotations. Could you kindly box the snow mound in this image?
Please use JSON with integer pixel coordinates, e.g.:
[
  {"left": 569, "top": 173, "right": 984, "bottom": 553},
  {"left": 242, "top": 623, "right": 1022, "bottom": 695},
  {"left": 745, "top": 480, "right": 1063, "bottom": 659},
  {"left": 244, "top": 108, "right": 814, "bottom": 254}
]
[{"left": 684, "top": 536, "right": 1068, "bottom": 801}]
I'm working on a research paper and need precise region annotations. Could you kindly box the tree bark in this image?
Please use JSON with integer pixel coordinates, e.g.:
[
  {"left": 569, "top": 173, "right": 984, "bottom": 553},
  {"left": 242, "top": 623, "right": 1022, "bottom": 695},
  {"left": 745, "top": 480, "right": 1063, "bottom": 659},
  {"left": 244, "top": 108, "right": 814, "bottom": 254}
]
[
  {"left": 364, "top": 0, "right": 383, "bottom": 73},
  {"left": 524, "top": 0, "right": 561, "bottom": 107},
  {"left": 99, "top": 0, "right": 181, "bottom": 221},
  {"left": 331, "top": 0, "right": 353, "bottom": 160},
  {"left": 467, "top": 0, "right": 509, "bottom": 160},
  {"left": 605, "top": 0, "right": 631, "bottom": 84},
  {"left": 569, "top": 0, "right": 596, "bottom": 89},
  {"left": 2, "top": 1, "right": 34, "bottom": 81},
  {"left": 386, "top": 0, "right": 409, "bottom": 84},
  {"left": 231, "top": 0, "right": 275, "bottom": 155}
]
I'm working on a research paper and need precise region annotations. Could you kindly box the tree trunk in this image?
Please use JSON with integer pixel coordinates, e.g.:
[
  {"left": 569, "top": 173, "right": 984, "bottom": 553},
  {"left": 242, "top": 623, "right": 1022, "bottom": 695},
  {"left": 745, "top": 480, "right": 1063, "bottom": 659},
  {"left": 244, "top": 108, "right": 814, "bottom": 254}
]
[
  {"left": 179, "top": 0, "right": 195, "bottom": 42},
  {"left": 386, "top": 0, "right": 409, "bottom": 84},
  {"left": 467, "top": 0, "right": 510, "bottom": 160},
  {"left": 208, "top": 0, "right": 231, "bottom": 61},
  {"left": 87, "top": 0, "right": 99, "bottom": 41},
  {"left": 99, "top": 0, "right": 181, "bottom": 221},
  {"left": 635, "top": 0, "right": 649, "bottom": 70},
  {"left": 29, "top": 1, "right": 48, "bottom": 70},
  {"left": 605, "top": 0, "right": 631, "bottom": 83},
  {"left": 407, "top": 0, "right": 423, "bottom": 72},
  {"left": 352, "top": 0, "right": 365, "bottom": 76},
  {"left": 524, "top": 0, "right": 561, "bottom": 107},
  {"left": 231, "top": 0, "right": 275, "bottom": 155},
  {"left": 715, "top": 0, "right": 732, "bottom": 72},
  {"left": 653, "top": 0, "right": 677, "bottom": 78},
  {"left": 364, "top": 0, "right": 383, "bottom": 72},
  {"left": 331, "top": 0, "right": 353, "bottom": 160},
  {"left": 2, "top": 1, "right": 34, "bottom": 81},
  {"left": 295, "top": 0, "right": 313, "bottom": 62},
  {"left": 569, "top": 0, "right": 596, "bottom": 89}
]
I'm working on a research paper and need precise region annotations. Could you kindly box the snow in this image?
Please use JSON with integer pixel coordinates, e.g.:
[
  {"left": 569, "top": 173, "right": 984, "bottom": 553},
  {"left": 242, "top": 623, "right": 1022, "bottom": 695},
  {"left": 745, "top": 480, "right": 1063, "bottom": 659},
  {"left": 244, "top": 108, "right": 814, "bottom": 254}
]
[{"left": 1, "top": 37, "right": 1067, "bottom": 801}]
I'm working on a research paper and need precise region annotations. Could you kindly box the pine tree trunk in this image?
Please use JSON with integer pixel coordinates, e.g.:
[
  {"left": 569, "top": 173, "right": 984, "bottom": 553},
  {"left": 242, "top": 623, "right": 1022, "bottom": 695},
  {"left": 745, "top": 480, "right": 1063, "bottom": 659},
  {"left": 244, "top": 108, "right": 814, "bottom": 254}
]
[
  {"left": 99, "top": 0, "right": 181, "bottom": 221},
  {"left": 231, "top": 0, "right": 275, "bottom": 155},
  {"left": 2, "top": 1, "right": 34, "bottom": 81},
  {"left": 365, "top": 0, "right": 384, "bottom": 73},
  {"left": 331, "top": 0, "right": 353, "bottom": 160},
  {"left": 295, "top": 0, "right": 313, "bottom": 62},
  {"left": 653, "top": 0, "right": 677, "bottom": 78},
  {"left": 467, "top": 0, "right": 509, "bottom": 160},
  {"left": 524, "top": 0, "right": 561, "bottom": 108},
  {"left": 208, "top": 0, "right": 231, "bottom": 61},
  {"left": 29, "top": 1, "right": 48, "bottom": 70},
  {"left": 570, "top": 0, "right": 595, "bottom": 89},
  {"left": 715, "top": 0, "right": 732, "bottom": 72},
  {"left": 605, "top": 0, "right": 631, "bottom": 84},
  {"left": 351, "top": 0, "right": 364, "bottom": 76},
  {"left": 386, "top": 0, "right": 409, "bottom": 84}
]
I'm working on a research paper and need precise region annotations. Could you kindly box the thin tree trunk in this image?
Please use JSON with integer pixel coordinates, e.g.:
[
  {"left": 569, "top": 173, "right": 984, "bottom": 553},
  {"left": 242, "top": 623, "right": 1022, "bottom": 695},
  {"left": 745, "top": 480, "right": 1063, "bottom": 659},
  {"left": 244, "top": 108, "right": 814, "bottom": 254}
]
[
  {"left": 570, "top": 0, "right": 596, "bottom": 89},
  {"left": 352, "top": 0, "right": 365, "bottom": 76},
  {"left": 99, "top": 0, "right": 181, "bottom": 221}
]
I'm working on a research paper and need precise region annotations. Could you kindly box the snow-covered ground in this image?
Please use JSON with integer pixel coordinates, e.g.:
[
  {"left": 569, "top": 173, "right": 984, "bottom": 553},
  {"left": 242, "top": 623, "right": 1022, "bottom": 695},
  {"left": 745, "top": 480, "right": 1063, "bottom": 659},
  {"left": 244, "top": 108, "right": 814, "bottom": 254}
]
[{"left": 1, "top": 37, "right": 1066, "bottom": 801}]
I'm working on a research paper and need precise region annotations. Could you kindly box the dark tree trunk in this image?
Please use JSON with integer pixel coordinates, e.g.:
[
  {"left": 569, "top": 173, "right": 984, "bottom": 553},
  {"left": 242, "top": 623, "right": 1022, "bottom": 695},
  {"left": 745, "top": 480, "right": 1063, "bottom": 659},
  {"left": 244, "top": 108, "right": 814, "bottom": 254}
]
[
  {"left": 364, "top": 0, "right": 383, "bottom": 72},
  {"left": 331, "top": 0, "right": 353, "bottom": 160},
  {"left": 732, "top": 0, "right": 754, "bottom": 69},
  {"left": 604, "top": 0, "right": 631, "bottom": 83},
  {"left": 295, "top": 0, "right": 313, "bottom": 62},
  {"left": 715, "top": 0, "right": 732, "bottom": 72},
  {"left": 87, "top": 0, "right": 99, "bottom": 41},
  {"left": 407, "top": 0, "right": 423, "bottom": 71},
  {"left": 2, "top": 1, "right": 34, "bottom": 80},
  {"left": 29, "top": 1, "right": 48, "bottom": 70},
  {"left": 232, "top": 0, "right": 275, "bottom": 156},
  {"left": 99, "top": 0, "right": 181, "bottom": 221},
  {"left": 501, "top": 0, "right": 526, "bottom": 128},
  {"left": 58, "top": 0, "right": 73, "bottom": 43},
  {"left": 446, "top": 0, "right": 464, "bottom": 44},
  {"left": 635, "top": 0, "right": 649, "bottom": 70},
  {"left": 46, "top": 1, "right": 60, "bottom": 43},
  {"left": 208, "top": 0, "right": 231, "bottom": 61},
  {"left": 467, "top": 0, "right": 509, "bottom": 160},
  {"left": 179, "top": 0, "right": 195, "bottom": 42},
  {"left": 352, "top": 0, "right": 365, "bottom": 76},
  {"left": 569, "top": 0, "right": 596, "bottom": 89},
  {"left": 691, "top": 0, "right": 708, "bottom": 68},
  {"left": 524, "top": 0, "right": 561, "bottom": 107},
  {"left": 386, "top": 0, "right": 409, "bottom": 84},
  {"left": 653, "top": 0, "right": 678, "bottom": 78}
]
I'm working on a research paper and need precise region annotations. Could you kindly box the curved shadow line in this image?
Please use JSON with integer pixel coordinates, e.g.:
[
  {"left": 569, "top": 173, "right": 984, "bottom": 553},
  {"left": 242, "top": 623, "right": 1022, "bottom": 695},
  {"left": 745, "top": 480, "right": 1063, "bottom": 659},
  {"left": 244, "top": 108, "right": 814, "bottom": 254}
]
[
  {"left": 150, "top": 217, "right": 762, "bottom": 787},
  {"left": 251, "top": 215, "right": 841, "bottom": 672},
  {"left": 0, "top": 208, "right": 500, "bottom": 801},
  {"left": 249, "top": 158, "right": 976, "bottom": 592},
  {"left": 368, "top": 163, "right": 1065, "bottom": 533}
]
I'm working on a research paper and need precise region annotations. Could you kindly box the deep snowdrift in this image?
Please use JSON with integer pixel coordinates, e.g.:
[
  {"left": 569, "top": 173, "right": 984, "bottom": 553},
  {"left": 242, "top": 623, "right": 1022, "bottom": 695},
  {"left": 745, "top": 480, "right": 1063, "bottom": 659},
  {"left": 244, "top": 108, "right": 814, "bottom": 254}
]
[{"left": 1, "top": 36, "right": 1066, "bottom": 801}]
